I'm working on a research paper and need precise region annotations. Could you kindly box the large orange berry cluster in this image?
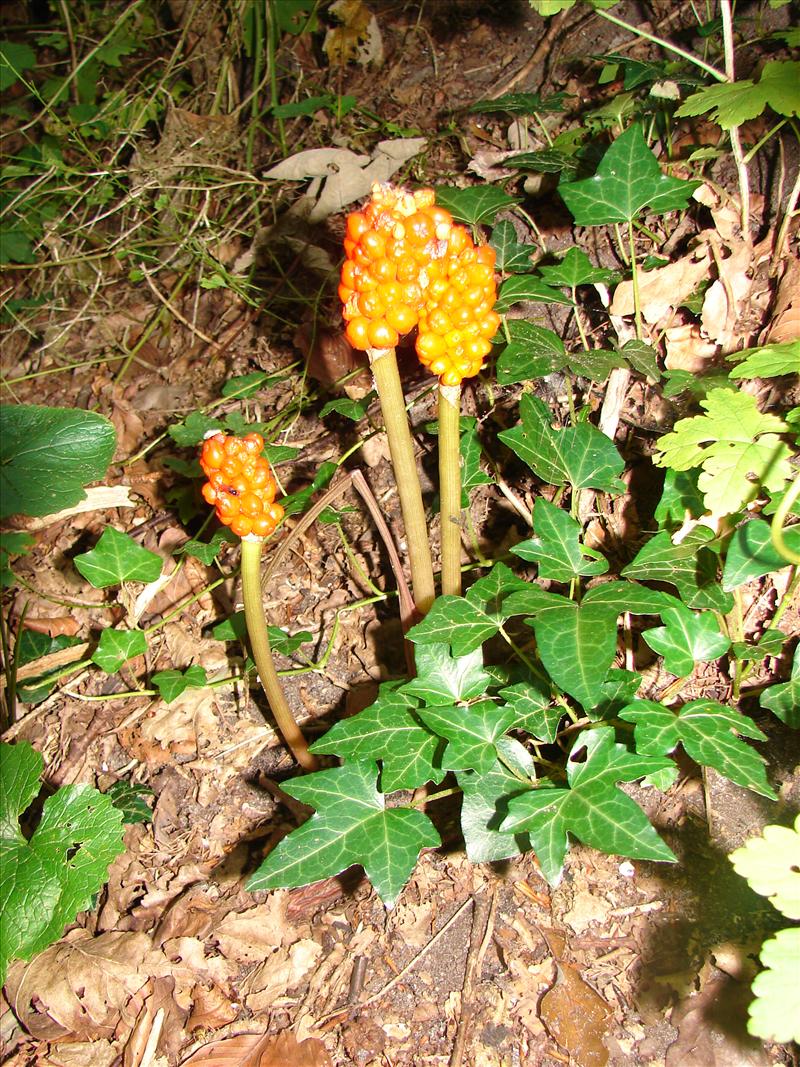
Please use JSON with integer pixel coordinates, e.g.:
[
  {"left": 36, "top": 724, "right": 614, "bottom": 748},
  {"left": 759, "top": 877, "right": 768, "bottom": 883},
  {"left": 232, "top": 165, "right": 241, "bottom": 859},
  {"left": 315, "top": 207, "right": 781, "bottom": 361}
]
[
  {"left": 339, "top": 183, "right": 500, "bottom": 386},
  {"left": 199, "top": 432, "right": 284, "bottom": 539}
]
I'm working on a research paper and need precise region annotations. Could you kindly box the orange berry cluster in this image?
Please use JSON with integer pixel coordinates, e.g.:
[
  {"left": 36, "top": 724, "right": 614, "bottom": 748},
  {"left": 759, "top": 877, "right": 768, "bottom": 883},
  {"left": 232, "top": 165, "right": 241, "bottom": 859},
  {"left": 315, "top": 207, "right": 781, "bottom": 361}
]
[
  {"left": 339, "top": 183, "right": 500, "bottom": 386},
  {"left": 199, "top": 432, "right": 284, "bottom": 539}
]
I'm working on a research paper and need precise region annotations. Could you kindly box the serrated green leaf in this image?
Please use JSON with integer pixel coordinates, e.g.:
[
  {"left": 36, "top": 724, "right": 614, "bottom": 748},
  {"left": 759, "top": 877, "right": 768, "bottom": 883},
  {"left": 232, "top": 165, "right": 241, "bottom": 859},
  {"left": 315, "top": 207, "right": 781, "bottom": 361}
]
[
  {"left": 0, "top": 405, "right": 116, "bottom": 519},
  {"left": 528, "top": 602, "right": 618, "bottom": 708},
  {"left": 723, "top": 518, "right": 800, "bottom": 590},
  {"left": 91, "top": 627, "right": 147, "bottom": 673},
  {"left": 310, "top": 687, "right": 444, "bottom": 791},
  {"left": 418, "top": 700, "right": 516, "bottom": 774},
  {"left": 0, "top": 741, "right": 125, "bottom": 983},
  {"left": 620, "top": 698, "right": 775, "bottom": 798},
  {"left": 496, "top": 322, "right": 567, "bottom": 384},
  {"left": 537, "top": 246, "right": 618, "bottom": 288},
  {"left": 729, "top": 814, "right": 800, "bottom": 920},
  {"left": 459, "top": 761, "right": 533, "bottom": 863},
  {"left": 489, "top": 220, "right": 535, "bottom": 273},
  {"left": 495, "top": 274, "right": 574, "bottom": 312},
  {"left": 434, "top": 186, "right": 521, "bottom": 227},
  {"left": 653, "top": 389, "right": 792, "bottom": 517},
  {"left": 499, "top": 681, "right": 562, "bottom": 742},
  {"left": 747, "top": 928, "right": 800, "bottom": 1043},
  {"left": 676, "top": 61, "right": 800, "bottom": 129},
  {"left": 499, "top": 393, "right": 626, "bottom": 493},
  {"left": 560, "top": 124, "right": 701, "bottom": 225},
  {"left": 106, "top": 781, "right": 153, "bottom": 824},
  {"left": 760, "top": 646, "right": 799, "bottom": 728},
  {"left": 0, "top": 230, "right": 36, "bottom": 265},
  {"left": 151, "top": 665, "right": 208, "bottom": 703},
  {"left": 502, "top": 728, "right": 675, "bottom": 884},
  {"left": 728, "top": 340, "right": 800, "bottom": 379},
  {"left": 642, "top": 604, "right": 730, "bottom": 676},
  {"left": 622, "top": 527, "right": 733, "bottom": 612},
  {"left": 247, "top": 761, "right": 440, "bottom": 906},
  {"left": 74, "top": 527, "right": 162, "bottom": 588},
  {"left": 511, "top": 498, "right": 608, "bottom": 582},
  {"left": 401, "top": 644, "right": 490, "bottom": 706}
]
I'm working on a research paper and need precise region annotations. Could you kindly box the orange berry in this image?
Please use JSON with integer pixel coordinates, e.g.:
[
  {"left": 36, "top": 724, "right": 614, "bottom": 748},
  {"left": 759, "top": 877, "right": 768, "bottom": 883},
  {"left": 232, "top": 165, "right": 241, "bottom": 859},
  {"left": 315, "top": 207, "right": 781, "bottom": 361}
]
[
  {"left": 417, "top": 331, "right": 447, "bottom": 359},
  {"left": 396, "top": 255, "right": 418, "bottom": 282},
  {"left": 358, "top": 289, "right": 386, "bottom": 319},
  {"left": 360, "top": 229, "right": 386, "bottom": 260},
  {"left": 347, "top": 211, "right": 369, "bottom": 242},
  {"left": 385, "top": 303, "right": 417, "bottom": 334},
  {"left": 346, "top": 317, "right": 371, "bottom": 349},
  {"left": 368, "top": 319, "right": 399, "bottom": 348},
  {"left": 372, "top": 257, "right": 396, "bottom": 282}
]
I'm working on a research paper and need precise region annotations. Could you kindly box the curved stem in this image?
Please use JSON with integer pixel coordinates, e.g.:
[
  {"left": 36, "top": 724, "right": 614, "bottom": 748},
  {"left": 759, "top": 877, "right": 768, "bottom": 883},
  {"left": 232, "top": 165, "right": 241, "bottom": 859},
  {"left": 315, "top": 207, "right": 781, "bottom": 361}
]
[
  {"left": 595, "top": 6, "right": 726, "bottom": 82},
  {"left": 240, "top": 536, "right": 318, "bottom": 771},
  {"left": 439, "top": 382, "right": 463, "bottom": 597},
  {"left": 770, "top": 468, "right": 800, "bottom": 566},
  {"left": 368, "top": 347, "right": 436, "bottom": 615},
  {"left": 720, "top": 0, "right": 751, "bottom": 241}
]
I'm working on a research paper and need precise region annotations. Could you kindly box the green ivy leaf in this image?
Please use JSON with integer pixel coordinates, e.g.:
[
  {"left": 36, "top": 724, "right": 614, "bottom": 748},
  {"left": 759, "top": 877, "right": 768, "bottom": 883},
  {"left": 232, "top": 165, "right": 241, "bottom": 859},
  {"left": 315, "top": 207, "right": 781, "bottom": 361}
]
[
  {"left": 723, "top": 518, "right": 800, "bottom": 590},
  {"left": 460, "top": 417, "right": 493, "bottom": 504},
  {"left": 434, "top": 186, "right": 521, "bottom": 227},
  {"left": 760, "top": 646, "right": 799, "bottom": 728},
  {"left": 528, "top": 602, "right": 618, "bottom": 709},
  {"left": 588, "top": 669, "right": 643, "bottom": 722},
  {"left": 730, "top": 628, "right": 787, "bottom": 664},
  {"left": 499, "top": 393, "right": 626, "bottom": 493},
  {"left": 676, "top": 61, "right": 800, "bottom": 129},
  {"left": 0, "top": 741, "right": 125, "bottom": 984},
  {"left": 74, "top": 527, "right": 163, "bottom": 588},
  {"left": 502, "top": 728, "right": 676, "bottom": 884},
  {"left": 91, "top": 628, "right": 147, "bottom": 673},
  {"left": 418, "top": 700, "right": 516, "bottom": 774},
  {"left": 653, "top": 389, "right": 792, "bottom": 518},
  {"left": 407, "top": 595, "right": 499, "bottom": 656},
  {"left": 177, "top": 528, "right": 236, "bottom": 565},
  {"left": 620, "top": 698, "right": 776, "bottom": 798},
  {"left": 320, "top": 392, "right": 377, "bottom": 421},
  {"left": 642, "top": 604, "right": 730, "bottom": 676},
  {"left": 310, "top": 687, "right": 444, "bottom": 791},
  {"left": 621, "top": 339, "right": 661, "bottom": 381},
  {"left": 495, "top": 274, "right": 574, "bottom": 312},
  {"left": 582, "top": 582, "right": 678, "bottom": 615},
  {"left": 489, "top": 220, "right": 535, "bottom": 273},
  {"left": 168, "top": 410, "right": 225, "bottom": 447},
  {"left": 504, "top": 147, "right": 580, "bottom": 178},
  {"left": 622, "top": 527, "right": 733, "bottom": 612},
  {"left": 729, "top": 814, "right": 800, "bottom": 920},
  {"left": 560, "top": 124, "right": 701, "bottom": 226},
  {"left": 247, "top": 761, "right": 441, "bottom": 906},
  {"left": 727, "top": 340, "right": 800, "bottom": 379},
  {"left": 469, "top": 91, "right": 567, "bottom": 115},
  {"left": 459, "top": 760, "right": 533, "bottom": 863},
  {"left": 654, "top": 468, "right": 707, "bottom": 530},
  {"left": 511, "top": 498, "right": 608, "bottom": 582},
  {"left": 401, "top": 644, "right": 490, "bottom": 706},
  {"left": 106, "top": 781, "right": 153, "bottom": 825},
  {"left": 567, "top": 349, "right": 627, "bottom": 381},
  {"left": 536, "top": 246, "right": 618, "bottom": 288},
  {"left": 496, "top": 322, "right": 567, "bottom": 384},
  {"left": 499, "top": 681, "right": 562, "bottom": 742},
  {"left": 151, "top": 665, "right": 208, "bottom": 703},
  {"left": 0, "top": 405, "right": 116, "bottom": 519}
]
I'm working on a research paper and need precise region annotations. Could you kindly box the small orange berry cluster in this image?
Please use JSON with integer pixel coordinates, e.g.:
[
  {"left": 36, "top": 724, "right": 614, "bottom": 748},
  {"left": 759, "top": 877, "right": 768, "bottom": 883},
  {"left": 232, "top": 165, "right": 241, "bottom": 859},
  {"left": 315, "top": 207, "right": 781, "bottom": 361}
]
[
  {"left": 339, "top": 183, "right": 500, "bottom": 387},
  {"left": 199, "top": 432, "right": 284, "bottom": 539}
]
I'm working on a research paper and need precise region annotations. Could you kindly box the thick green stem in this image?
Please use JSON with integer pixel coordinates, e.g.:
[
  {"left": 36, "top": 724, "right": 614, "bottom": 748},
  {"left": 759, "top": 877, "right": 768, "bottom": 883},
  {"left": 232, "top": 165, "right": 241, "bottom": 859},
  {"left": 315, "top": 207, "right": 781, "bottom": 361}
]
[
  {"left": 439, "top": 383, "right": 463, "bottom": 597},
  {"left": 240, "top": 536, "right": 318, "bottom": 770},
  {"left": 368, "top": 347, "right": 436, "bottom": 615}
]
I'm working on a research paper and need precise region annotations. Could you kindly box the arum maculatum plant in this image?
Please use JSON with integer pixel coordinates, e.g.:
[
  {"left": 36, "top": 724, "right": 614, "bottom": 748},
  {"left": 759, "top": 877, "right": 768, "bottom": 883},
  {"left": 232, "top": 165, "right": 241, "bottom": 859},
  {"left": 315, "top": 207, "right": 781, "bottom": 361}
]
[
  {"left": 340, "top": 182, "right": 500, "bottom": 605},
  {"left": 199, "top": 431, "right": 318, "bottom": 771}
]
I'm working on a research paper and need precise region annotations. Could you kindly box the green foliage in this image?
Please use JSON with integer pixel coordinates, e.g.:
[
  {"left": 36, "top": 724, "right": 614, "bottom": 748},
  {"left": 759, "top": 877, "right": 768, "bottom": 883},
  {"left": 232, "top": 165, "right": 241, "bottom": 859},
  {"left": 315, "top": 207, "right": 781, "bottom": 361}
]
[
  {"left": 723, "top": 518, "right": 800, "bottom": 590},
  {"left": 676, "top": 61, "right": 800, "bottom": 129},
  {"left": 0, "top": 405, "right": 116, "bottom": 519},
  {"left": 91, "top": 627, "right": 147, "bottom": 673},
  {"left": 74, "top": 527, "right": 163, "bottom": 588},
  {"left": 151, "top": 665, "right": 208, "bottom": 704},
  {"left": 640, "top": 604, "right": 730, "bottom": 676},
  {"left": 0, "top": 741, "right": 126, "bottom": 983},
  {"left": 511, "top": 498, "right": 609, "bottom": 582},
  {"left": 729, "top": 815, "right": 800, "bottom": 1043},
  {"left": 727, "top": 341, "right": 800, "bottom": 380},
  {"left": 760, "top": 647, "right": 800, "bottom": 728}
]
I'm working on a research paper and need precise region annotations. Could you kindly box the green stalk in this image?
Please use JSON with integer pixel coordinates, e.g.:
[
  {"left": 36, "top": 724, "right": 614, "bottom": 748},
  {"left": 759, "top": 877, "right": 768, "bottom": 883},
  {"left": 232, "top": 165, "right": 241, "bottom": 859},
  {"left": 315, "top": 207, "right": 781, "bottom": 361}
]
[
  {"left": 628, "top": 224, "right": 642, "bottom": 341},
  {"left": 240, "top": 536, "right": 318, "bottom": 770},
  {"left": 439, "top": 382, "right": 463, "bottom": 597},
  {"left": 770, "top": 468, "right": 800, "bottom": 566},
  {"left": 368, "top": 347, "right": 436, "bottom": 615}
]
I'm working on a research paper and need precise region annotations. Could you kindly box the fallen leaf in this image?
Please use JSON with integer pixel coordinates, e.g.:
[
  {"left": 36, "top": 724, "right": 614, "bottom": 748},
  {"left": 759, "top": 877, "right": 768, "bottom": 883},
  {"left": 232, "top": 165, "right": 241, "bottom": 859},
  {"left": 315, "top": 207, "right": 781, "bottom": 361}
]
[
  {"left": 264, "top": 148, "right": 370, "bottom": 182},
  {"left": 213, "top": 898, "right": 292, "bottom": 963},
  {"left": 700, "top": 239, "right": 752, "bottom": 349},
  {"left": 610, "top": 246, "right": 712, "bottom": 323},
  {"left": 240, "top": 940, "right": 324, "bottom": 1012},
  {"left": 540, "top": 960, "right": 611, "bottom": 1067},
  {"left": 181, "top": 1030, "right": 333, "bottom": 1067},
  {"left": 664, "top": 323, "right": 718, "bottom": 371},
  {"left": 22, "top": 616, "right": 81, "bottom": 638},
  {"left": 23, "top": 486, "right": 139, "bottom": 530},
  {"left": 765, "top": 254, "right": 800, "bottom": 344},
  {"left": 324, "top": 0, "right": 383, "bottom": 68}
]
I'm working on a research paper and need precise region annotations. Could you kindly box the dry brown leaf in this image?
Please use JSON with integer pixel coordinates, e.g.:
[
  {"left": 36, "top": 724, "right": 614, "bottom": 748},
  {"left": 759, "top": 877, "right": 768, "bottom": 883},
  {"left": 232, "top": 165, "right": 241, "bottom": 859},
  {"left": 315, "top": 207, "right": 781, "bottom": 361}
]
[
  {"left": 540, "top": 960, "right": 611, "bottom": 1067},
  {"left": 700, "top": 240, "right": 752, "bottom": 350},
  {"left": 38, "top": 1039, "right": 119, "bottom": 1067},
  {"left": 323, "top": 0, "right": 382, "bottom": 68},
  {"left": 664, "top": 323, "right": 718, "bottom": 372},
  {"left": 610, "top": 246, "right": 711, "bottom": 323},
  {"left": 181, "top": 1031, "right": 333, "bottom": 1067},
  {"left": 185, "top": 982, "right": 240, "bottom": 1032},
  {"left": 665, "top": 970, "right": 772, "bottom": 1066},
  {"left": 213, "top": 898, "right": 292, "bottom": 963},
  {"left": 22, "top": 616, "right": 81, "bottom": 638},
  {"left": 765, "top": 254, "right": 800, "bottom": 344},
  {"left": 23, "top": 485, "right": 139, "bottom": 530},
  {"left": 241, "top": 940, "right": 323, "bottom": 1012}
]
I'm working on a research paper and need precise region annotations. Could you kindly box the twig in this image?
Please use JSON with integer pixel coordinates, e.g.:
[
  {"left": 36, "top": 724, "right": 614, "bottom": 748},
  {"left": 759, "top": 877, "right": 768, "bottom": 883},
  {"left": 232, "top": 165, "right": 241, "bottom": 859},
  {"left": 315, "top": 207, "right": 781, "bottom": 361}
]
[
  {"left": 449, "top": 890, "right": 497, "bottom": 1067},
  {"left": 491, "top": 8, "right": 572, "bottom": 95},
  {"left": 140, "top": 267, "right": 224, "bottom": 352},
  {"left": 721, "top": 1, "right": 751, "bottom": 243}
]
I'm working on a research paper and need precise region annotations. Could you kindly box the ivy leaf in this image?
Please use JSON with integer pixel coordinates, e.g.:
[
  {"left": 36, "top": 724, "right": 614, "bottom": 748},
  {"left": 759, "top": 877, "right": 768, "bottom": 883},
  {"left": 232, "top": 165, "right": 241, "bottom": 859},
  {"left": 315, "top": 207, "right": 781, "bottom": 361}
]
[
  {"left": 567, "top": 349, "right": 627, "bottom": 381},
  {"left": 723, "top": 518, "right": 800, "bottom": 590},
  {"left": 622, "top": 527, "right": 733, "bottom": 612},
  {"left": 460, "top": 417, "right": 493, "bottom": 504},
  {"left": 489, "top": 220, "right": 535, "bottom": 273},
  {"left": 91, "top": 628, "right": 147, "bottom": 673},
  {"left": 320, "top": 392, "right": 377, "bottom": 421},
  {"left": 621, "top": 339, "right": 661, "bottom": 381},
  {"left": 528, "top": 602, "right": 618, "bottom": 709},
  {"left": 502, "top": 728, "right": 676, "bottom": 884},
  {"left": 537, "top": 246, "right": 618, "bottom": 288},
  {"left": 105, "top": 781, "right": 153, "bottom": 825},
  {"left": 469, "top": 91, "right": 568, "bottom": 115},
  {"left": 151, "top": 665, "right": 208, "bottom": 704},
  {"left": 407, "top": 595, "right": 500, "bottom": 656},
  {"left": 642, "top": 604, "right": 730, "bottom": 676},
  {"left": 620, "top": 699, "right": 776, "bottom": 798},
  {"left": 168, "top": 410, "right": 224, "bottom": 447},
  {"left": 653, "top": 389, "right": 792, "bottom": 518},
  {"left": 730, "top": 628, "right": 787, "bottom": 665},
  {"left": 434, "top": 186, "right": 521, "bottom": 227},
  {"left": 728, "top": 340, "right": 800, "bottom": 379},
  {"left": 676, "top": 61, "right": 800, "bottom": 129},
  {"left": 465, "top": 561, "right": 534, "bottom": 618},
  {"left": 654, "top": 468, "right": 707, "bottom": 530},
  {"left": 588, "top": 669, "right": 643, "bottom": 722},
  {"left": 511, "top": 498, "right": 608, "bottom": 582},
  {"left": 177, "top": 527, "right": 236, "bottom": 565},
  {"left": 459, "top": 760, "right": 533, "bottom": 863},
  {"left": 582, "top": 582, "right": 678, "bottom": 615},
  {"left": 0, "top": 405, "right": 116, "bottom": 520},
  {"left": 247, "top": 761, "right": 441, "bottom": 907},
  {"left": 310, "top": 687, "right": 445, "bottom": 791},
  {"left": 401, "top": 644, "right": 490, "bottom": 706},
  {"left": 560, "top": 124, "right": 700, "bottom": 226},
  {"left": 496, "top": 323, "right": 567, "bottom": 384},
  {"left": 499, "top": 681, "right": 563, "bottom": 742},
  {"left": 505, "top": 147, "right": 580, "bottom": 178},
  {"left": 418, "top": 700, "right": 516, "bottom": 774},
  {"left": 495, "top": 274, "right": 574, "bottom": 312},
  {"left": 499, "top": 393, "right": 626, "bottom": 493},
  {"left": 0, "top": 741, "right": 125, "bottom": 984},
  {"left": 74, "top": 527, "right": 163, "bottom": 588},
  {"left": 760, "top": 646, "right": 799, "bottom": 728}
]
